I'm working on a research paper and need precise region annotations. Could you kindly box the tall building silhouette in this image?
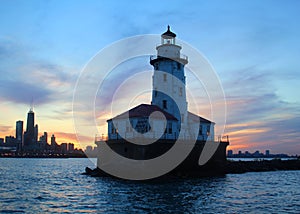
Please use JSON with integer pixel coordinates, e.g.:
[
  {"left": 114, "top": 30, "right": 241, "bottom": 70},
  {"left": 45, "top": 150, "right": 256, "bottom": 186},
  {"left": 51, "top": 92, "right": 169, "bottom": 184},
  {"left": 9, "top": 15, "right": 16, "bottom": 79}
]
[
  {"left": 34, "top": 124, "right": 38, "bottom": 143},
  {"left": 16, "top": 120, "right": 23, "bottom": 150},
  {"left": 24, "top": 108, "right": 35, "bottom": 147},
  {"left": 43, "top": 132, "right": 48, "bottom": 144},
  {"left": 51, "top": 134, "right": 56, "bottom": 150}
]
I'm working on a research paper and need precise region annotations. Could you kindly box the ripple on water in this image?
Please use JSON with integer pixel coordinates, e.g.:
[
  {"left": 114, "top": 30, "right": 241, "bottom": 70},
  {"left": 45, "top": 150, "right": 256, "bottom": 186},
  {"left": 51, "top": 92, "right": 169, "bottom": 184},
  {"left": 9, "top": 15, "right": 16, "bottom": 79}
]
[
  {"left": 0, "top": 159, "right": 300, "bottom": 213},
  {"left": 0, "top": 210, "right": 25, "bottom": 213}
]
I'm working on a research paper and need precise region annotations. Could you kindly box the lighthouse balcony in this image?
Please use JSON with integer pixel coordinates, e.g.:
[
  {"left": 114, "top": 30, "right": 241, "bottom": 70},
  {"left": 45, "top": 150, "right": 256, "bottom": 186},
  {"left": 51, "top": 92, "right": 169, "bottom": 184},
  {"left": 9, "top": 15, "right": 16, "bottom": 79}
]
[{"left": 150, "top": 54, "right": 188, "bottom": 65}]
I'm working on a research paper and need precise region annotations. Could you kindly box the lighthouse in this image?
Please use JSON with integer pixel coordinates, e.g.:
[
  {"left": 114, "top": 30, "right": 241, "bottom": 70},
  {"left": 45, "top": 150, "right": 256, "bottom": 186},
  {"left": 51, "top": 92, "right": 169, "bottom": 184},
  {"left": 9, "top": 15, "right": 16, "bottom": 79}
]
[
  {"left": 107, "top": 26, "right": 215, "bottom": 142},
  {"left": 150, "top": 25, "right": 188, "bottom": 133},
  {"left": 94, "top": 26, "right": 229, "bottom": 179}
]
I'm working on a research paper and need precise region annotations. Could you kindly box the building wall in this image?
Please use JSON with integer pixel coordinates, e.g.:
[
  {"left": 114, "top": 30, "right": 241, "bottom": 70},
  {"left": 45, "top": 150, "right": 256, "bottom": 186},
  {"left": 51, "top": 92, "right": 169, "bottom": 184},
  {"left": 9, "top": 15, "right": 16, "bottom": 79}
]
[
  {"left": 196, "top": 123, "right": 215, "bottom": 141},
  {"left": 61, "top": 143, "right": 68, "bottom": 153},
  {"left": 107, "top": 117, "right": 215, "bottom": 141},
  {"left": 151, "top": 40, "right": 188, "bottom": 139},
  {"left": 151, "top": 60, "right": 187, "bottom": 124},
  {"left": 156, "top": 44, "right": 181, "bottom": 58},
  {"left": 108, "top": 118, "right": 178, "bottom": 140}
]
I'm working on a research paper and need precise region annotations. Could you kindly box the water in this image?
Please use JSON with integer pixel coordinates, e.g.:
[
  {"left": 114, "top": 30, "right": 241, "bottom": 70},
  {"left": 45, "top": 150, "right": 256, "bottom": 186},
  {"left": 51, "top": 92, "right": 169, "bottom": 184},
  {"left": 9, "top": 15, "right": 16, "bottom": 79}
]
[{"left": 0, "top": 158, "right": 299, "bottom": 213}]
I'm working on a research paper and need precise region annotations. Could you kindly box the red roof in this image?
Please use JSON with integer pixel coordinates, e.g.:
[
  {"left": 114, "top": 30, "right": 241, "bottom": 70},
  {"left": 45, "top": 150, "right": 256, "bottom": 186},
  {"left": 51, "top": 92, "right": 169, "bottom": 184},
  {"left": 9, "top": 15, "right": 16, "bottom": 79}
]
[
  {"left": 107, "top": 104, "right": 213, "bottom": 124},
  {"left": 107, "top": 104, "right": 178, "bottom": 121}
]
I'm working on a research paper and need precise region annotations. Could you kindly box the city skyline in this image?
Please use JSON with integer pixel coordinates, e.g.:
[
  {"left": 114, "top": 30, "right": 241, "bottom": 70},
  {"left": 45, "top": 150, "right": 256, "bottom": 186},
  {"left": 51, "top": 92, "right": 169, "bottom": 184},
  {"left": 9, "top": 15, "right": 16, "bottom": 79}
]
[
  {"left": 0, "top": 1, "right": 300, "bottom": 154},
  {"left": 0, "top": 106, "right": 79, "bottom": 150}
]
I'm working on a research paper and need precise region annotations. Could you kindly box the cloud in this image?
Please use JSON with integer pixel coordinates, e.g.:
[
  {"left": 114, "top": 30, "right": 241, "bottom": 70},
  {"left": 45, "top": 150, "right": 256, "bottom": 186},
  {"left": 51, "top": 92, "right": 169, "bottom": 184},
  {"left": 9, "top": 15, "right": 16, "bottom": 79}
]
[
  {"left": 53, "top": 131, "right": 94, "bottom": 149},
  {"left": 0, "top": 125, "right": 13, "bottom": 133},
  {"left": 223, "top": 64, "right": 300, "bottom": 154},
  {"left": 0, "top": 38, "right": 76, "bottom": 105},
  {"left": 0, "top": 79, "right": 54, "bottom": 105},
  {"left": 54, "top": 131, "right": 93, "bottom": 142}
]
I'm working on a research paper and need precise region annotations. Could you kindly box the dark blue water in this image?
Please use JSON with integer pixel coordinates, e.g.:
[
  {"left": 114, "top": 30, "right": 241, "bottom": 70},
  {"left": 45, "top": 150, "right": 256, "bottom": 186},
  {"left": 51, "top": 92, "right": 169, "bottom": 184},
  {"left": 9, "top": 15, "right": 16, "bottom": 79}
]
[{"left": 0, "top": 158, "right": 299, "bottom": 213}]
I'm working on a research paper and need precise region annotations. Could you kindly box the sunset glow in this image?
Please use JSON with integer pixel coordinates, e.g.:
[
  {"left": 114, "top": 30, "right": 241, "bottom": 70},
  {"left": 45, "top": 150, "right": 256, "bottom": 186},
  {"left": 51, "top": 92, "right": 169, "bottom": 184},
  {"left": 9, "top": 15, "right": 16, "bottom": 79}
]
[{"left": 0, "top": 1, "right": 299, "bottom": 155}]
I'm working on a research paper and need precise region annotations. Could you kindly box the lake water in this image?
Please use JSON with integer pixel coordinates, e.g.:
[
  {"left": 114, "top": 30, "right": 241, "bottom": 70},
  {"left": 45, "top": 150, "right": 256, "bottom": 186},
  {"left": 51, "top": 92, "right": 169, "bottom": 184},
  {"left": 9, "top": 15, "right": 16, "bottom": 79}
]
[{"left": 0, "top": 158, "right": 299, "bottom": 213}]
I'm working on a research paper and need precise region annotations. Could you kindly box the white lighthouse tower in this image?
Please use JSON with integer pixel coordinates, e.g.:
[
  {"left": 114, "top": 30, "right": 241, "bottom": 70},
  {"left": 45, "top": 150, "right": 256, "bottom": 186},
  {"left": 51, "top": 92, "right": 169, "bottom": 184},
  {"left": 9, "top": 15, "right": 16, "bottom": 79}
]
[
  {"left": 107, "top": 26, "right": 215, "bottom": 142},
  {"left": 150, "top": 26, "right": 188, "bottom": 133}
]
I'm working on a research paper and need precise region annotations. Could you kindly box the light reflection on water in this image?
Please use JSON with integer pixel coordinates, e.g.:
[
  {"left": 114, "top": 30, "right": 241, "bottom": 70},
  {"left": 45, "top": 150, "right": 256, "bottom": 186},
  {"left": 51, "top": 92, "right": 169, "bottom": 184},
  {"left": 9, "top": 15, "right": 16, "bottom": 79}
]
[{"left": 0, "top": 158, "right": 299, "bottom": 213}]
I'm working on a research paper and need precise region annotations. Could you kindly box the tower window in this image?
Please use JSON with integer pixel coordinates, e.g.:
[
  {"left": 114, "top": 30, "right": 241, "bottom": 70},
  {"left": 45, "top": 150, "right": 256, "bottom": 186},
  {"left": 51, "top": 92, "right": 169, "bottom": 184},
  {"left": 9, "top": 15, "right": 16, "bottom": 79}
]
[
  {"left": 163, "top": 100, "right": 167, "bottom": 109},
  {"left": 154, "top": 88, "right": 157, "bottom": 97},
  {"left": 163, "top": 73, "right": 167, "bottom": 82},
  {"left": 179, "top": 87, "right": 183, "bottom": 96}
]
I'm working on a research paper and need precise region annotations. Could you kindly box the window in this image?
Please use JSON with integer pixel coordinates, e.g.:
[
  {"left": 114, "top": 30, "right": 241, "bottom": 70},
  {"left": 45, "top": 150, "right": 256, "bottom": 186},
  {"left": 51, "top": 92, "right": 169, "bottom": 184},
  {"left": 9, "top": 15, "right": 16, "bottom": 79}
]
[
  {"left": 179, "top": 87, "right": 183, "bottom": 96},
  {"left": 154, "top": 88, "right": 157, "bottom": 97},
  {"left": 163, "top": 100, "right": 167, "bottom": 109},
  {"left": 199, "top": 125, "right": 203, "bottom": 135},
  {"left": 111, "top": 124, "right": 115, "bottom": 134},
  {"left": 163, "top": 73, "right": 167, "bottom": 82},
  {"left": 168, "top": 122, "right": 172, "bottom": 134},
  {"left": 135, "top": 118, "right": 150, "bottom": 134},
  {"left": 181, "top": 114, "right": 184, "bottom": 123},
  {"left": 207, "top": 125, "right": 211, "bottom": 136}
]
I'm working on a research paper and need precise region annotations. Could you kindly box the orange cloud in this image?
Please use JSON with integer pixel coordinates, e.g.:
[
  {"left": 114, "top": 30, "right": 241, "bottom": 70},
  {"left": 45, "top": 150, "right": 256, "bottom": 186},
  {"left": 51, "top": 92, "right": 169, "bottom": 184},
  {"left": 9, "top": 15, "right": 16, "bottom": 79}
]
[
  {"left": 226, "top": 128, "right": 270, "bottom": 136},
  {"left": 0, "top": 125, "right": 14, "bottom": 139},
  {"left": 53, "top": 132, "right": 94, "bottom": 149},
  {"left": 223, "top": 122, "right": 272, "bottom": 153}
]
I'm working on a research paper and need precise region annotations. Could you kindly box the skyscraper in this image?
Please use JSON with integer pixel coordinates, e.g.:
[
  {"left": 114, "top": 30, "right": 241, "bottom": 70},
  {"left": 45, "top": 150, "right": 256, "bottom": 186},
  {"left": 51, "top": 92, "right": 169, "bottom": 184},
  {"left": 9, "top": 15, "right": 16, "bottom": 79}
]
[
  {"left": 43, "top": 132, "right": 48, "bottom": 144},
  {"left": 24, "top": 108, "right": 35, "bottom": 147},
  {"left": 34, "top": 124, "right": 38, "bottom": 143},
  {"left": 51, "top": 134, "right": 56, "bottom": 151},
  {"left": 68, "top": 143, "right": 74, "bottom": 152},
  {"left": 16, "top": 120, "right": 23, "bottom": 150}
]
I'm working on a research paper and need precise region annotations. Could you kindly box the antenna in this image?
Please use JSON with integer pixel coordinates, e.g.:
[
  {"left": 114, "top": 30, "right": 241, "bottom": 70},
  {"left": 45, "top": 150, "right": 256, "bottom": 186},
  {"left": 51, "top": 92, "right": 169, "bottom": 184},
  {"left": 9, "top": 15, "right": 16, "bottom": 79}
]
[{"left": 30, "top": 98, "right": 34, "bottom": 112}]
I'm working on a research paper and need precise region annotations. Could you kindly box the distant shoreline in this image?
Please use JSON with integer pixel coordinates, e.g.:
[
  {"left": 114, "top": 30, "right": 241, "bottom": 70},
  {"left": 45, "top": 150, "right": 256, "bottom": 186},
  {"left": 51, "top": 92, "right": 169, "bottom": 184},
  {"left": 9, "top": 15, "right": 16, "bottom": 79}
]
[
  {"left": 226, "top": 158, "right": 300, "bottom": 174},
  {"left": 0, "top": 154, "right": 89, "bottom": 158}
]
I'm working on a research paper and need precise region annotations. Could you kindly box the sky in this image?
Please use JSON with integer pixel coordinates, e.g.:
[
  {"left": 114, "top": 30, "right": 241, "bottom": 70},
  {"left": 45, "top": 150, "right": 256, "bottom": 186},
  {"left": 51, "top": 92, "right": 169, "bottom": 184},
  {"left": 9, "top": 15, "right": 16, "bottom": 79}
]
[{"left": 0, "top": 0, "right": 299, "bottom": 155}]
